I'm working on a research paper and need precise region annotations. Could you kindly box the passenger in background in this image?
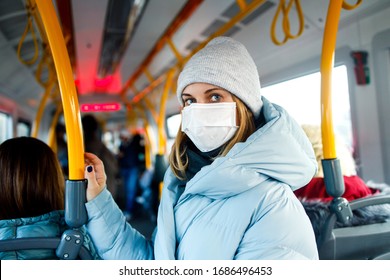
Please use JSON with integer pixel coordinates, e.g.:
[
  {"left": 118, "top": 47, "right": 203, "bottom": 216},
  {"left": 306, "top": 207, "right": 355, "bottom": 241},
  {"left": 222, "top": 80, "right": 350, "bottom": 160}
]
[
  {"left": 0, "top": 137, "right": 99, "bottom": 259},
  {"left": 118, "top": 130, "right": 144, "bottom": 221},
  {"left": 82, "top": 114, "right": 119, "bottom": 201},
  {"left": 55, "top": 123, "right": 69, "bottom": 178},
  {"left": 294, "top": 124, "right": 379, "bottom": 202},
  {"left": 295, "top": 125, "right": 390, "bottom": 240},
  {"left": 83, "top": 36, "right": 318, "bottom": 260}
]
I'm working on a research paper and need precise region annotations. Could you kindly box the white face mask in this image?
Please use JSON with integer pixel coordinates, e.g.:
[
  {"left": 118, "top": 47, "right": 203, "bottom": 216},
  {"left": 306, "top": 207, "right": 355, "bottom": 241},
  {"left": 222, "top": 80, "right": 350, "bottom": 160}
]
[{"left": 181, "top": 102, "right": 238, "bottom": 152}]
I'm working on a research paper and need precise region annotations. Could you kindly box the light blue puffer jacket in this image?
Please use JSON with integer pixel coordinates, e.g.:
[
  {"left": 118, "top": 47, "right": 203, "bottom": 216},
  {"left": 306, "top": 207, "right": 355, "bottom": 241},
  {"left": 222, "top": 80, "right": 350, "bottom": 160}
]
[
  {"left": 0, "top": 210, "right": 100, "bottom": 260},
  {"left": 86, "top": 97, "right": 319, "bottom": 260}
]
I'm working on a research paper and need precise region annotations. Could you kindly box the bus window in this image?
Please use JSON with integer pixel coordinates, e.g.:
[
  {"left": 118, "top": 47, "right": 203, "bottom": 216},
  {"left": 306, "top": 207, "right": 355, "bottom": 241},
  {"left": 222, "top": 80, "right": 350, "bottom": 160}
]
[
  {"left": 17, "top": 119, "right": 31, "bottom": 137},
  {"left": 262, "top": 65, "right": 352, "bottom": 150},
  {"left": 0, "top": 111, "right": 12, "bottom": 144}
]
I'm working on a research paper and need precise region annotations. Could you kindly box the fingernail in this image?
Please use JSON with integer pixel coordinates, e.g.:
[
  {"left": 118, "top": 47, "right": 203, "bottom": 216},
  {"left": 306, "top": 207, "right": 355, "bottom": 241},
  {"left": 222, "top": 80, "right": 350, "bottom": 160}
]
[{"left": 87, "top": 166, "right": 93, "bottom": 173}]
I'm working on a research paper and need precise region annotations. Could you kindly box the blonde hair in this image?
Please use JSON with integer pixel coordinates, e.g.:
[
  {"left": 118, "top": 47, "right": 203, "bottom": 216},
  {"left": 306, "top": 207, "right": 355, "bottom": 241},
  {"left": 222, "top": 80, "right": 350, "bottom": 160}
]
[
  {"left": 301, "top": 124, "right": 356, "bottom": 177},
  {"left": 169, "top": 95, "right": 256, "bottom": 180}
]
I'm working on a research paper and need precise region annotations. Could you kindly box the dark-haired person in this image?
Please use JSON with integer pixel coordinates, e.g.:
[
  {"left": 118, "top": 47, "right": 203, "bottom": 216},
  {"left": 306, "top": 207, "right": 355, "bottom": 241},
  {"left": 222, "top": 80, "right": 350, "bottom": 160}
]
[{"left": 0, "top": 137, "right": 99, "bottom": 259}]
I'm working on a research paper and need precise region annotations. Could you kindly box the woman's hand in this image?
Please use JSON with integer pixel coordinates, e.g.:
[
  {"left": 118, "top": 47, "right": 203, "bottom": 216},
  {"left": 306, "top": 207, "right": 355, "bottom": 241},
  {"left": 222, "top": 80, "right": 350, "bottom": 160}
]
[{"left": 84, "top": 152, "right": 107, "bottom": 201}]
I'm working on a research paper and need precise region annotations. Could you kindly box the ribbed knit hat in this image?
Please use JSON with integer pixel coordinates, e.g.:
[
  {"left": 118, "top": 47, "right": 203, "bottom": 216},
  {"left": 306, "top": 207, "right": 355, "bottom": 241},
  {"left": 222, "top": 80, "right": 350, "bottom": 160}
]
[{"left": 177, "top": 36, "right": 263, "bottom": 118}]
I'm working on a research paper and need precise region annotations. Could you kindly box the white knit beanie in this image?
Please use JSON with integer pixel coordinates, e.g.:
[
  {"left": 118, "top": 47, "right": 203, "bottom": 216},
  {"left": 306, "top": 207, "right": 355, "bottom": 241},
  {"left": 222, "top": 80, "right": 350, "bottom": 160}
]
[{"left": 177, "top": 36, "right": 263, "bottom": 118}]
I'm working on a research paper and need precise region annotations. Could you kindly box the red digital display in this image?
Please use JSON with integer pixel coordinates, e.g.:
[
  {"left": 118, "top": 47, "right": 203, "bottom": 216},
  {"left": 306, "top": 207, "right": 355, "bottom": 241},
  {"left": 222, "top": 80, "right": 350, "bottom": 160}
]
[{"left": 80, "top": 102, "right": 121, "bottom": 112}]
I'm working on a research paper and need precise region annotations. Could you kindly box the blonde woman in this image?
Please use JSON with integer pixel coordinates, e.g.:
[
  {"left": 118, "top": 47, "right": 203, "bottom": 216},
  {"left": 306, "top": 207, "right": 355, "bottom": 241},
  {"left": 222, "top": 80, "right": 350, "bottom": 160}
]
[{"left": 84, "top": 37, "right": 318, "bottom": 260}]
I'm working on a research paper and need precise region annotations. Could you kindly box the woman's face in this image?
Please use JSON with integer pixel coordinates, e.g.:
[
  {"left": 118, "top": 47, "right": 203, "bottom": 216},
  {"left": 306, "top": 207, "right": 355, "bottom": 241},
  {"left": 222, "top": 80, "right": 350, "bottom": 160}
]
[{"left": 181, "top": 83, "right": 234, "bottom": 107}]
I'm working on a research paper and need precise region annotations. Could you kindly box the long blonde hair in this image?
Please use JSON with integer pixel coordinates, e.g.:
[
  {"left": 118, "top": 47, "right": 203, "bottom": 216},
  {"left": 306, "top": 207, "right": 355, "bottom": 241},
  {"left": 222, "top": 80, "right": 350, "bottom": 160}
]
[{"left": 169, "top": 95, "right": 256, "bottom": 180}]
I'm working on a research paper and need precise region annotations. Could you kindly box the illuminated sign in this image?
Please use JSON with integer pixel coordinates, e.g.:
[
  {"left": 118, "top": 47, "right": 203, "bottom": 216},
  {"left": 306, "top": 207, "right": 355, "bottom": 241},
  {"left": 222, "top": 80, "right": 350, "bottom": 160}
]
[{"left": 80, "top": 102, "right": 121, "bottom": 112}]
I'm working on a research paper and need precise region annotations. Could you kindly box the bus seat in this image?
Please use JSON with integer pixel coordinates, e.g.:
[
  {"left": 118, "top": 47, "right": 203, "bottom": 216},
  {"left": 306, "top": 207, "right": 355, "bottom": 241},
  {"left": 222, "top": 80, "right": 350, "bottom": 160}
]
[{"left": 303, "top": 194, "right": 390, "bottom": 259}]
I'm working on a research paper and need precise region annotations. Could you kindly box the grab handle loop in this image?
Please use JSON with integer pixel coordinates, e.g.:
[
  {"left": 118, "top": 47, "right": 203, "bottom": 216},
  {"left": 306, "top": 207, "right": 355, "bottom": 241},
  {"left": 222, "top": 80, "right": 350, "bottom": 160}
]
[
  {"left": 342, "top": 0, "right": 362, "bottom": 10},
  {"left": 271, "top": 0, "right": 304, "bottom": 46},
  {"left": 17, "top": 10, "right": 39, "bottom": 66}
]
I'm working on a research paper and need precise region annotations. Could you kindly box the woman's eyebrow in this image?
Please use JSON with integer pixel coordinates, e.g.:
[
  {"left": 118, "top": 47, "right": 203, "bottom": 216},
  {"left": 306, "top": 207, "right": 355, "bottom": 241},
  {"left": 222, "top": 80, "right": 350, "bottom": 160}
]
[
  {"left": 181, "top": 93, "right": 192, "bottom": 98},
  {"left": 182, "top": 87, "right": 225, "bottom": 96},
  {"left": 205, "top": 87, "right": 223, "bottom": 93}
]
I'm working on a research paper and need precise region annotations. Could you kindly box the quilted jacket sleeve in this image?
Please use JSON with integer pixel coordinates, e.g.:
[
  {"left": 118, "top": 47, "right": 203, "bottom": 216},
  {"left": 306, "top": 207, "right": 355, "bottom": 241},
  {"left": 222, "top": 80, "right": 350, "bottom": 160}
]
[{"left": 85, "top": 188, "right": 154, "bottom": 260}]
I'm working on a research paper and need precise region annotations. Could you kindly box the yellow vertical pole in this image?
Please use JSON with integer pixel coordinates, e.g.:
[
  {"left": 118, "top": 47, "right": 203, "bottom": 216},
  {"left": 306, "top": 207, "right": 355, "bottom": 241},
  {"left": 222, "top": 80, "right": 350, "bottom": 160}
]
[
  {"left": 48, "top": 104, "right": 63, "bottom": 151},
  {"left": 31, "top": 79, "right": 55, "bottom": 138},
  {"left": 144, "top": 97, "right": 159, "bottom": 123},
  {"left": 140, "top": 118, "right": 153, "bottom": 170},
  {"left": 157, "top": 70, "right": 175, "bottom": 155},
  {"left": 320, "top": 0, "right": 343, "bottom": 159},
  {"left": 35, "top": 0, "right": 84, "bottom": 180}
]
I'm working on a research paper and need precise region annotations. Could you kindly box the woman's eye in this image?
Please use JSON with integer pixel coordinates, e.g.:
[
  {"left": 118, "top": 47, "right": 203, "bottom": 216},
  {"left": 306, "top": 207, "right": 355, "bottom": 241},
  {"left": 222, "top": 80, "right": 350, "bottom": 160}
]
[
  {"left": 184, "top": 98, "right": 195, "bottom": 106},
  {"left": 210, "top": 94, "right": 221, "bottom": 102}
]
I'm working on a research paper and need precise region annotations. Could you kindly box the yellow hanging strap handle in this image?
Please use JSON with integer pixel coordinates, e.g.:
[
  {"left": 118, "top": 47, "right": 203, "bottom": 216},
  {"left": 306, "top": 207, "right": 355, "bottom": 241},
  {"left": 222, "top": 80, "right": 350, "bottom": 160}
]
[
  {"left": 35, "top": 50, "right": 54, "bottom": 87},
  {"left": 271, "top": 0, "right": 304, "bottom": 46},
  {"left": 35, "top": 0, "right": 84, "bottom": 180},
  {"left": 342, "top": 0, "right": 362, "bottom": 10},
  {"left": 17, "top": 4, "right": 39, "bottom": 66}
]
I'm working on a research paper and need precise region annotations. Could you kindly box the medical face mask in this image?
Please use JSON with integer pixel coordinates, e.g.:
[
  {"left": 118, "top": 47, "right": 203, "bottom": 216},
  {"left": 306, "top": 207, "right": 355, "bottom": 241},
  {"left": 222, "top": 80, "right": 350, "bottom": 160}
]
[{"left": 181, "top": 102, "right": 238, "bottom": 152}]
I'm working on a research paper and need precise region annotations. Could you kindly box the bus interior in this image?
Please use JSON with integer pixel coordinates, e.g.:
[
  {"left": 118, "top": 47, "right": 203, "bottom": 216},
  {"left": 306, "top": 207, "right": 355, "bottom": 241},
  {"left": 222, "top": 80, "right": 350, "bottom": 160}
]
[{"left": 1, "top": 0, "right": 390, "bottom": 260}]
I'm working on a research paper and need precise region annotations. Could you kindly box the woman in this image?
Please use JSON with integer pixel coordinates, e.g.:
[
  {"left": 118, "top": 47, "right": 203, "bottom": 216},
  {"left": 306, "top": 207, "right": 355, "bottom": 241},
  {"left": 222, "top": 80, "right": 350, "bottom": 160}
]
[
  {"left": 84, "top": 36, "right": 319, "bottom": 260},
  {"left": 0, "top": 137, "right": 99, "bottom": 259}
]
